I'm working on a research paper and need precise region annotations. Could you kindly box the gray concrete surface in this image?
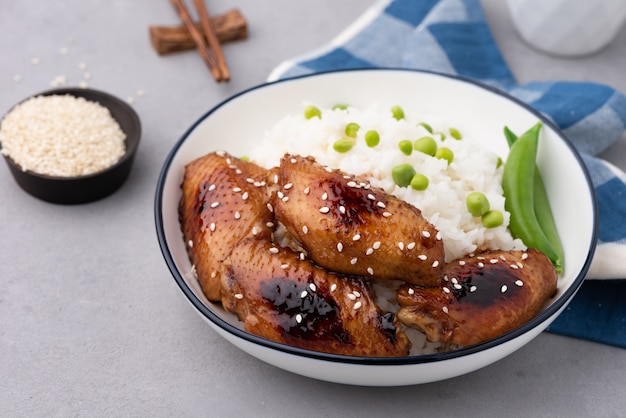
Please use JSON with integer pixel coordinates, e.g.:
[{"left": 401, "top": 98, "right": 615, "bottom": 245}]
[{"left": 1, "top": 1, "right": 625, "bottom": 416}]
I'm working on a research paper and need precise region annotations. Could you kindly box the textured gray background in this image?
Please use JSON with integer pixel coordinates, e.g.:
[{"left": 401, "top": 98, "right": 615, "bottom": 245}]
[{"left": 1, "top": 1, "right": 625, "bottom": 417}]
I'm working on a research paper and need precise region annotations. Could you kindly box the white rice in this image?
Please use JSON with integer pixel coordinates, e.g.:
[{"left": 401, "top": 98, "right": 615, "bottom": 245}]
[{"left": 249, "top": 102, "right": 525, "bottom": 263}]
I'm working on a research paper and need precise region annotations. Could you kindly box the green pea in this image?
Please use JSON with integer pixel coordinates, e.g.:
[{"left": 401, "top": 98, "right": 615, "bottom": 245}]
[
  {"left": 332, "top": 104, "right": 348, "bottom": 110},
  {"left": 239, "top": 156, "right": 250, "bottom": 161},
  {"left": 365, "top": 130, "right": 380, "bottom": 147},
  {"left": 482, "top": 210, "right": 504, "bottom": 228},
  {"left": 410, "top": 173, "right": 429, "bottom": 190},
  {"left": 398, "top": 140, "right": 413, "bottom": 156},
  {"left": 418, "top": 122, "right": 433, "bottom": 133},
  {"left": 466, "top": 191, "right": 490, "bottom": 217},
  {"left": 413, "top": 136, "right": 437, "bottom": 156},
  {"left": 449, "top": 127, "right": 462, "bottom": 140},
  {"left": 392, "top": 163, "right": 416, "bottom": 188},
  {"left": 333, "top": 138, "right": 354, "bottom": 153},
  {"left": 304, "top": 105, "right": 321, "bottom": 119},
  {"left": 391, "top": 105, "right": 404, "bottom": 120},
  {"left": 435, "top": 147, "right": 454, "bottom": 164},
  {"left": 345, "top": 122, "right": 360, "bottom": 138}
]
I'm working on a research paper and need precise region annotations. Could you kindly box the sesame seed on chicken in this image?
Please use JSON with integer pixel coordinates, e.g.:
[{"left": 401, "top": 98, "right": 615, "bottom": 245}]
[{"left": 272, "top": 154, "right": 445, "bottom": 286}]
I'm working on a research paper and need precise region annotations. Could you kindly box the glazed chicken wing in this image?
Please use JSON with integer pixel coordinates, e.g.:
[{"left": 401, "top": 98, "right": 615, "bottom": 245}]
[
  {"left": 396, "top": 248, "right": 558, "bottom": 347},
  {"left": 272, "top": 154, "right": 445, "bottom": 286},
  {"left": 179, "top": 151, "right": 274, "bottom": 301},
  {"left": 221, "top": 238, "right": 411, "bottom": 357}
]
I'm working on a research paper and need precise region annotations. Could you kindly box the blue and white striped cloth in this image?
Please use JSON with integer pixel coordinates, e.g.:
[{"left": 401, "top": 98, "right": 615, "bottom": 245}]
[{"left": 269, "top": 0, "right": 626, "bottom": 347}]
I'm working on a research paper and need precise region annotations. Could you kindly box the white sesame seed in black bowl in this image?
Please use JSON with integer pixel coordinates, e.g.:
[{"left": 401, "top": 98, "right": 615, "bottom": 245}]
[{"left": 0, "top": 87, "right": 141, "bottom": 204}]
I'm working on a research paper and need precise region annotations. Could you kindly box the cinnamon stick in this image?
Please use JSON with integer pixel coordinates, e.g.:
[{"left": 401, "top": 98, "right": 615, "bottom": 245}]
[
  {"left": 150, "top": 8, "right": 247, "bottom": 56},
  {"left": 193, "top": 0, "right": 230, "bottom": 81},
  {"left": 170, "top": 0, "right": 222, "bottom": 81}
]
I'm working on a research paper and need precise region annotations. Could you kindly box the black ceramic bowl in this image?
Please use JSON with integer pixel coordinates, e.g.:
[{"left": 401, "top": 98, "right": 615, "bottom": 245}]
[{"left": 1, "top": 88, "right": 141, "bottom": 204}]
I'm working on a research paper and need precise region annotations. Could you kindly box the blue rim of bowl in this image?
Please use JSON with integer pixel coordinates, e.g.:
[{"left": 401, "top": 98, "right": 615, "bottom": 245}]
[{"left": 154, "top": 68, "right": 598, "bottom": 366}]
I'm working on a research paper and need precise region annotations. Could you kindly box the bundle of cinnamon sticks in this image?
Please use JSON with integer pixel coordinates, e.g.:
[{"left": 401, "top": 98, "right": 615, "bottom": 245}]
[{"left": 150, "top": 1, "right": 248, "bottom": 83}]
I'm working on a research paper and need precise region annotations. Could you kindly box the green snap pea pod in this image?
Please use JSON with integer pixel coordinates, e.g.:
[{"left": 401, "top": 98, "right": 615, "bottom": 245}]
[
  {"left": 502, "top": 122, "right": 562, "bottom": 272},
  {"left": 503, "top": 126, "right": 517, "bottom": 148},
  {"left": 532, "top": 164, "right": 564, "bottom": 273},
  {"left": 503, "top": 125, "right": 564, "bottom": 273}
]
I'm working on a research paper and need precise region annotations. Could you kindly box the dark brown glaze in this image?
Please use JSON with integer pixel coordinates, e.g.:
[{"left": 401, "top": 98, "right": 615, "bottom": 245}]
[
  {"left": 272, "top": 154, "right": 445, "bottom": 286},
  {"left": 179, "top": 151, "right": 274, "bottom": 301},
  {"left": 396, "top": 248, "right": 558, "bottom": 347},
  {"left": 221, "top": 238, "right": 411, "bottom": 357}
]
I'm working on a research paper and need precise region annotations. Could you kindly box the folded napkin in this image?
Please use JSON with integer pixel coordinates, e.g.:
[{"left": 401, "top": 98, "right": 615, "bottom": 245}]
[{"left": 269, "top": 0, "right": 626, "bottom": 348}]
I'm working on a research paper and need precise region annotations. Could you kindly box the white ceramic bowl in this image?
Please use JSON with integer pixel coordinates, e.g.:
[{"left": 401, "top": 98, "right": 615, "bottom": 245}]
[{"left": 155, "top": 69, "right": 597, "bottom": 386}]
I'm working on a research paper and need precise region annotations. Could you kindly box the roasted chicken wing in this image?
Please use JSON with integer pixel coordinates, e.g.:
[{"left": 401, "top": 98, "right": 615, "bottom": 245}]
[
  {"left": 221, "top": 238, "right": 411, "bottom": 357},
  {"left": 272, "top": 154, "right": 445, "bottom": 286},
  {"left": 179, "top": 151, "right": 274, "bottom": 301},
  {"left": 396, "top": 248, "right": 558, "bottom": 346}
]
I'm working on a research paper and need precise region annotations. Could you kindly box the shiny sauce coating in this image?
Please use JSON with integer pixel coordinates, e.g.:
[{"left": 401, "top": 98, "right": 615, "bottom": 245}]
[
  {"left": 446, "top": 262, "right": 524, "bottom": 307},
  {"left": 259, "top": 277, "right": 351, "bottom": 343}
]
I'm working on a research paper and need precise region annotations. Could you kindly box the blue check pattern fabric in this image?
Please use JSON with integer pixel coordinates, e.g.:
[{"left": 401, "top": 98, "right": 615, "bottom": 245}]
[{"left": 269, "top": 0, "right": 626, "bottom": 348}]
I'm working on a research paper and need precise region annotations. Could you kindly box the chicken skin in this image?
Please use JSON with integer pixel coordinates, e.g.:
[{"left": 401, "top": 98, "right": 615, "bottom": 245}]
[
  {"left": 179, "top": 151, "right": 274, "bottom": 301},
  {"left": 179, "top": 150, "right": 558, "bottom": 356},
  {"left": 396, "top": 248, "right": 558, "bottom": 347},
  {"left": 272, "top": 154, "right": 445, "bottom": 286},
  {"left": 221, "top": 238, "right": 411, "bottom": 357}
]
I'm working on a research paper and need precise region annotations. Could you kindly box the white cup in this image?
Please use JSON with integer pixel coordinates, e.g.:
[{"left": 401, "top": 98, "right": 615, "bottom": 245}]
[{"left": 505, "top": 0, "right": 626, "bottom": 57}]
